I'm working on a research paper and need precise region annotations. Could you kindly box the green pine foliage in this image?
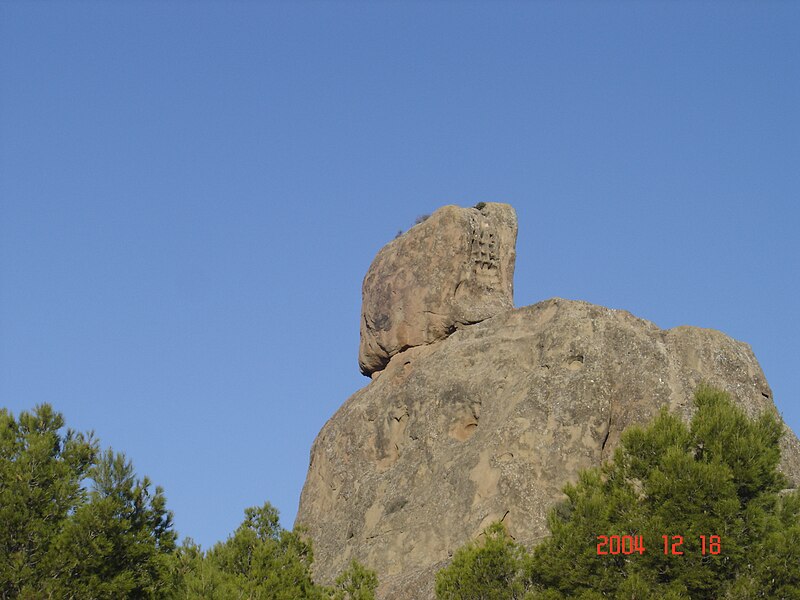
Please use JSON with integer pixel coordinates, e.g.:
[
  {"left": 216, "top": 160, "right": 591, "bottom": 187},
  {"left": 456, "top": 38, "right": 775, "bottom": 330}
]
[
  {"left": 332, "top": 559, "right": 380, "bottom": 600},
  {"left": 0, "top": 405, "right": 176, "bottom": 599},
  {"left": 172, "top": 504, "right": 378, "bottom": 600},
  {"left": 435, "top": 522, "right": 528, "bottom": 600},
  {"left": 0, "top": 404, "right": 96, "bottom": 597},
  {"left": 436, "top": 385, "right": 800, "bottom": 599},
  {"left": 44, "top": 449, "right": 177, "bottom": 598},
  {"left": 174, "top": 503, "right": 326, "bottom": 599},
  {"left": 1, "top": 404, "right": 378, "bottom": 599}
]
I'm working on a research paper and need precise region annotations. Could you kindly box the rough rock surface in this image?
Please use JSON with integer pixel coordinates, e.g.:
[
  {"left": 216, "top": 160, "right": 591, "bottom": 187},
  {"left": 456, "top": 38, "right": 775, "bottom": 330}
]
[
  {"left": 358, "top": 203, "right": 517, "bottom": 376},
  {"left": 297, "top": 299, "right": 800, "bottom": 599}
]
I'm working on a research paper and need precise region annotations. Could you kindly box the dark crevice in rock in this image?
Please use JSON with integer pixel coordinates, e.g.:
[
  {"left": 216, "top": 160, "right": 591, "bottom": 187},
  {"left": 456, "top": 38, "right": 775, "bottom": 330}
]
[{"left": 600, "top": 414, "right": 612, "bottom": 456}]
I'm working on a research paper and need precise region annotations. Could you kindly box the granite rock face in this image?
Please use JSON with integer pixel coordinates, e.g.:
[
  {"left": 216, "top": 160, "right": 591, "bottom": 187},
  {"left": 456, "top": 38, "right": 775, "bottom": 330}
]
[
  {"left": 298, "top": 299, "right": 800, "bottom": 599},
  {"left": 358, "top": 203, "right": 517, "bottom": 377},
  {"left": 297, "top": 203, "right": 800, "bottom": 599}
]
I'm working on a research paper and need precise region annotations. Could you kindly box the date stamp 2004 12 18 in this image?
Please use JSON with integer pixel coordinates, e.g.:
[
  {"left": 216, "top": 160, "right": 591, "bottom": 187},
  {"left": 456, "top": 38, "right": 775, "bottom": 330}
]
[{"left": 596, "top": 535, "right": 721, "bottom": 556}]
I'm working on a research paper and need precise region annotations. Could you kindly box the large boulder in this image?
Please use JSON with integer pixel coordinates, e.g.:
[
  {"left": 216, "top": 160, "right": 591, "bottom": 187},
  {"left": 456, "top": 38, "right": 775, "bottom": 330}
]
[
  {"left": 297, "top": 298, "right": 800, "bottom": 599},
  {"left": 298, "top": 202, "right": 800, "bottom": 598},
  {"left": 358, "top": 203, "right": 517, "bottom": 376}
]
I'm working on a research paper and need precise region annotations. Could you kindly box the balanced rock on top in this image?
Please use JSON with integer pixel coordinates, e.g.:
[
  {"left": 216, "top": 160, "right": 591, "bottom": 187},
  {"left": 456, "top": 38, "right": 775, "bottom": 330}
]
[{"left": 358, "top": 203, "right": 517, "bottom": 376}]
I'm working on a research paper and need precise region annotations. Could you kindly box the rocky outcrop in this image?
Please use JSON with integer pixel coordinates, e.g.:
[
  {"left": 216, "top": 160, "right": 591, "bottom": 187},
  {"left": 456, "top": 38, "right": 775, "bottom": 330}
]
[
  {"left": 358, "top": 203, "right": 517, "bottom": 376},
  {"left": 296, "top": 204, "right": 800, "bottom": 599}
]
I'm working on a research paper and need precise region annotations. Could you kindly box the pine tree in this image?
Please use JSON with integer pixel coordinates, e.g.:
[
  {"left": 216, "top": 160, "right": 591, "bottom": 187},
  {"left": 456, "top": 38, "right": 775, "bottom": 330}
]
[
  {"left": 435, "top": 522, "right": 527, "bottom": 600},
  {"left": 173, "top": 503, "right": 379, "bottom": 600},
  {"left": 0, "top": 405, "right": 175, "bottom": 599},
  {"left": 436, "top": 386, "right": 800, "bottom": 599}
]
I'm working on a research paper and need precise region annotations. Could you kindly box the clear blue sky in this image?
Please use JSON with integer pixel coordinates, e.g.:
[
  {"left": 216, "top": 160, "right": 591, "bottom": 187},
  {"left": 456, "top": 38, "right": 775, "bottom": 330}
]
[{"left": 2, "top": 2, "right": 798, "bottom": 550}]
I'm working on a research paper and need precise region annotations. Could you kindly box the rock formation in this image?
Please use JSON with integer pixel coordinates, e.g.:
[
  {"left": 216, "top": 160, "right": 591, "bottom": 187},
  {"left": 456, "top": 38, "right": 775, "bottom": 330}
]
[
  {"left": 359, "top": 203, "right": 516, "bottom": 376},
  {"left": 296, "top": 203, "right": 800, "bottom": 600}
]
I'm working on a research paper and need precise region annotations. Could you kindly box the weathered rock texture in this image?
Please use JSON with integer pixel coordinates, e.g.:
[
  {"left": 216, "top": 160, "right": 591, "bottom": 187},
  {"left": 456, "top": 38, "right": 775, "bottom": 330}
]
[
  {"left": 298, "top": 299, "right": 800, "bottom": 599},
  {"left": 358, "top": 203, "right": 517, "bottom": 376},
  {"left": 297, "top": 204, "right": 800, "bottom": 599}
]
